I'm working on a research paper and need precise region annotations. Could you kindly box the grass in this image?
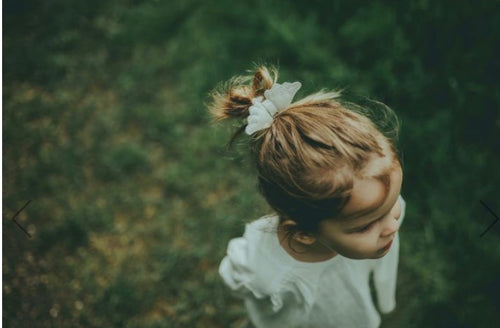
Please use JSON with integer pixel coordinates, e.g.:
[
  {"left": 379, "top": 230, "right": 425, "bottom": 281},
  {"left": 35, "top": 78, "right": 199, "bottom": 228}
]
[{"left": 3, "top": 0, "right": 500, "bottom": 327}]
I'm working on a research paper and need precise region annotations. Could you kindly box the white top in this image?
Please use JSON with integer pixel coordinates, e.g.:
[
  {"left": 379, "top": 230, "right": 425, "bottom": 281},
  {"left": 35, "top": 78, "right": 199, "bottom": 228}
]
[{"left": 219, "top": 195, "right": 406, "bottom": 328}]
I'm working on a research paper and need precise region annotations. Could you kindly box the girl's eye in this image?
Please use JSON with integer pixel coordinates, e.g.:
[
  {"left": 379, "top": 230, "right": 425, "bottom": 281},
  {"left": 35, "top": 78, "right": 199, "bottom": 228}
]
[
  {"left": 354, "top": 223, "right": 373, "bottom": 233},
  {"left": 353, "top": 214, "right": 385, "bottom": 233},
  {"left": 350, "top": 210, "right": 391, "bottom": 234}
]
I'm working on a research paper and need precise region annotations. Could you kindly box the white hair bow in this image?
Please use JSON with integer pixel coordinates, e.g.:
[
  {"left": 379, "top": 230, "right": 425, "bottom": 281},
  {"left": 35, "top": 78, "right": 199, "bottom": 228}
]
[{"left": 245, "top": 81, "right": 302, "bottom": 135}]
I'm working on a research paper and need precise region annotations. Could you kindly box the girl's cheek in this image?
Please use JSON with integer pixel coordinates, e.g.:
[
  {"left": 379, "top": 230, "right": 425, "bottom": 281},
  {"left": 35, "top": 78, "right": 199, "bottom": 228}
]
[
  {"left": 393, "top": 199, "right": 402, "bottom": 219},
  {"left": 346, "top": 232, "right": 379, "bottom": 250}
]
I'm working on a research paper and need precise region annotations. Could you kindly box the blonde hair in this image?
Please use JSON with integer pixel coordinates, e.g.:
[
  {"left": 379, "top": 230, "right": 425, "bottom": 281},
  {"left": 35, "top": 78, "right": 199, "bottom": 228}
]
[{"left": 209, "top": 66, "right": 400, "bottom": 233}]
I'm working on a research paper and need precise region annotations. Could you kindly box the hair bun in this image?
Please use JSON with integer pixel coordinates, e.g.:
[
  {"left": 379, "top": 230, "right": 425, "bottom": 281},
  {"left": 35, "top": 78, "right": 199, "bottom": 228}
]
[{"left": 208, "top": 66, "right": 277, "bottom": 122}]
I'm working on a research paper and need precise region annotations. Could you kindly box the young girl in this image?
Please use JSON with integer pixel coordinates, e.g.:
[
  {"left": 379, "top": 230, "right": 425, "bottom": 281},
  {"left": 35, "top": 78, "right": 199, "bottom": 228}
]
[{"left": 210, "top": 66, "right": 406, "bottom": 328}]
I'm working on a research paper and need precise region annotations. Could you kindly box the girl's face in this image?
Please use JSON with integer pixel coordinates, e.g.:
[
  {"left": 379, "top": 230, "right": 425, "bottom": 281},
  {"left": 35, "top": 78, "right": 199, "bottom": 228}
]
[{"left": 316, "top": 161, "right": 403, "bottom": 259}]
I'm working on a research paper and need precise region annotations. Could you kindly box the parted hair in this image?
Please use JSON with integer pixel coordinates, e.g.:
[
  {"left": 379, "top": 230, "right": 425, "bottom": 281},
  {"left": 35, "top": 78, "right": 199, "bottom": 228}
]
[{"left": 209, "top": 66, "right": 401, "bottom": 233}]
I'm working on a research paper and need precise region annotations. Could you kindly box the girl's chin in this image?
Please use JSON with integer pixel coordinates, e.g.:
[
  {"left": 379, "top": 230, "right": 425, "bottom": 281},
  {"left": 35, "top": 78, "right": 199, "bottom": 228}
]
[
  {"left": 341, "top": 252, "right": 379, "bottom": 260},
  {"left": 370, "top": 244, "right": 393, "bottom": 259},
  {"left": 369, "top": 252, "right": 390, "bottom": 259},
  {"left": 341, "top": 248, "right": 391, "bottom": 260}
]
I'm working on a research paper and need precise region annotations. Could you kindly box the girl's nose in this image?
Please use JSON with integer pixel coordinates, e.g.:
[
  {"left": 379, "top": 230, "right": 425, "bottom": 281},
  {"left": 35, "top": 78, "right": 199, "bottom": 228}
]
[{"left": 381, "top": 217, "right": 399, "bottom": 238}]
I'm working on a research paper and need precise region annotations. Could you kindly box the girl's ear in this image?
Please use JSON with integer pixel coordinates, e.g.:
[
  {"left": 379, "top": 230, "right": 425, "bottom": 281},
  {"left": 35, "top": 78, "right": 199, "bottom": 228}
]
[
  {"left": 281, "top": 220, "right": 317, "bottom": 245},
  {"left": 294, "top": 232, "right": 317, "bottom": 245}
]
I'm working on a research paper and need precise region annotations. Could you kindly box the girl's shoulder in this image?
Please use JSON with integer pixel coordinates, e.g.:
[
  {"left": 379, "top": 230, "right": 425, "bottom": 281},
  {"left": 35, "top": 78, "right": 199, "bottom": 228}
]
[
  {"left": 246, "top": 214, "right": 280, "bottom": 234},
  {"left": 219, "top": 215, "right": 306, "bottom": 295},
  {"left": 220, "top": 215, "right": 336, "bottom": 305},
  {"left": 220, "top": 216, "right": 318, "bottom": 323}
]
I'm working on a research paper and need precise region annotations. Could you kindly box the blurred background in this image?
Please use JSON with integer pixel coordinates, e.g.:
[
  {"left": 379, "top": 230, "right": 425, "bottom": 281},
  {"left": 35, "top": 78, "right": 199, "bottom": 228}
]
[{"left": 3, "top": 0, "right": 500, "bottom": 327}]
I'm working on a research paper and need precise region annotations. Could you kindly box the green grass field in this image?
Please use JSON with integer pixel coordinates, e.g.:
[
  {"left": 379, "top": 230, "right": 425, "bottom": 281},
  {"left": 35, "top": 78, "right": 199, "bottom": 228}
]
[{"left": 3, "top": 1, "right": 500, "bottom": 327}]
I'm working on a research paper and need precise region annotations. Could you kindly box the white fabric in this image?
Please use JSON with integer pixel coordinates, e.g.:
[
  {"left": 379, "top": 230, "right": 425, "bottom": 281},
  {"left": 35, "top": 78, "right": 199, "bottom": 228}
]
[
  {"left": 219, "top": 195, "right": 406, "bottom": 328},
  {"left": 245, "top": 82, "right": 302, "bottom": 135}
]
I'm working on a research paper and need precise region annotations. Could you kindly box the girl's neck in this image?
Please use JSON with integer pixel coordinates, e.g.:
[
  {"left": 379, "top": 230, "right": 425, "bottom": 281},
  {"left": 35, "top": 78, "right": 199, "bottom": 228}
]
[{"left": 277, "top": 226, "right": 338, "bottom": 263}]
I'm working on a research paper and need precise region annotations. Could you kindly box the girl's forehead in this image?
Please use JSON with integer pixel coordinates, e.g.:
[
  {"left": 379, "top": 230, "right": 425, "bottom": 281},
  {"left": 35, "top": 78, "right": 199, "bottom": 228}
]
[
  {"left": 359, "top": 143, "right": 398, "bottom": 177},
  {"left": 341, "top": 159, "right": 402, "bottom": 220}
]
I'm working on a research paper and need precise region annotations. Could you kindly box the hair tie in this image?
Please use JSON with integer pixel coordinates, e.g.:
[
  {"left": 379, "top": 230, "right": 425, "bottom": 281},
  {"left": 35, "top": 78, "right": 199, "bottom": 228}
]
[{"left": 245, "top": 81, "right": 302, "bottom": 135}]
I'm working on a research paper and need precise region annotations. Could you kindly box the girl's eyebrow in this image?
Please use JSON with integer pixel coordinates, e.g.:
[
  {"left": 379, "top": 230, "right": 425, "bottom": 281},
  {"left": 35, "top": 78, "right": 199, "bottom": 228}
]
[
  {"left": 347, "top": 206, "right": 390, "bottom": 231},
  {"left": 343, "top": 197, "right": 386, "bottom": 221},
  {"left": 347, "top": 190, "right": 401, "bottom": 231}
]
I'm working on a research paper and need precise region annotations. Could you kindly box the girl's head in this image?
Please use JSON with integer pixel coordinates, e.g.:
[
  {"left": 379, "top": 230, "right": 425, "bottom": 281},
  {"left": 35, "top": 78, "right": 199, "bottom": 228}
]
[{"left": 210, "top": 66, "right": 403, "bottom": 259}]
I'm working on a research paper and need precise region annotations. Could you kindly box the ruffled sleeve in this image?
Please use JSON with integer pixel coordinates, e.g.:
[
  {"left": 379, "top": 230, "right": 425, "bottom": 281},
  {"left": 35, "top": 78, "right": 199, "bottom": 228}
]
[
  {"left": 372, "top": 195, "right": 406, "bottom": 314},
  {"left": 219, "top": 235, "right": 265, "bottom": 298},
  {"left": 244, "top": 278, "right": 311, "bottom": 328},
  {"left": 219, "top": 218, "right": 312, "bottom": 328}
]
